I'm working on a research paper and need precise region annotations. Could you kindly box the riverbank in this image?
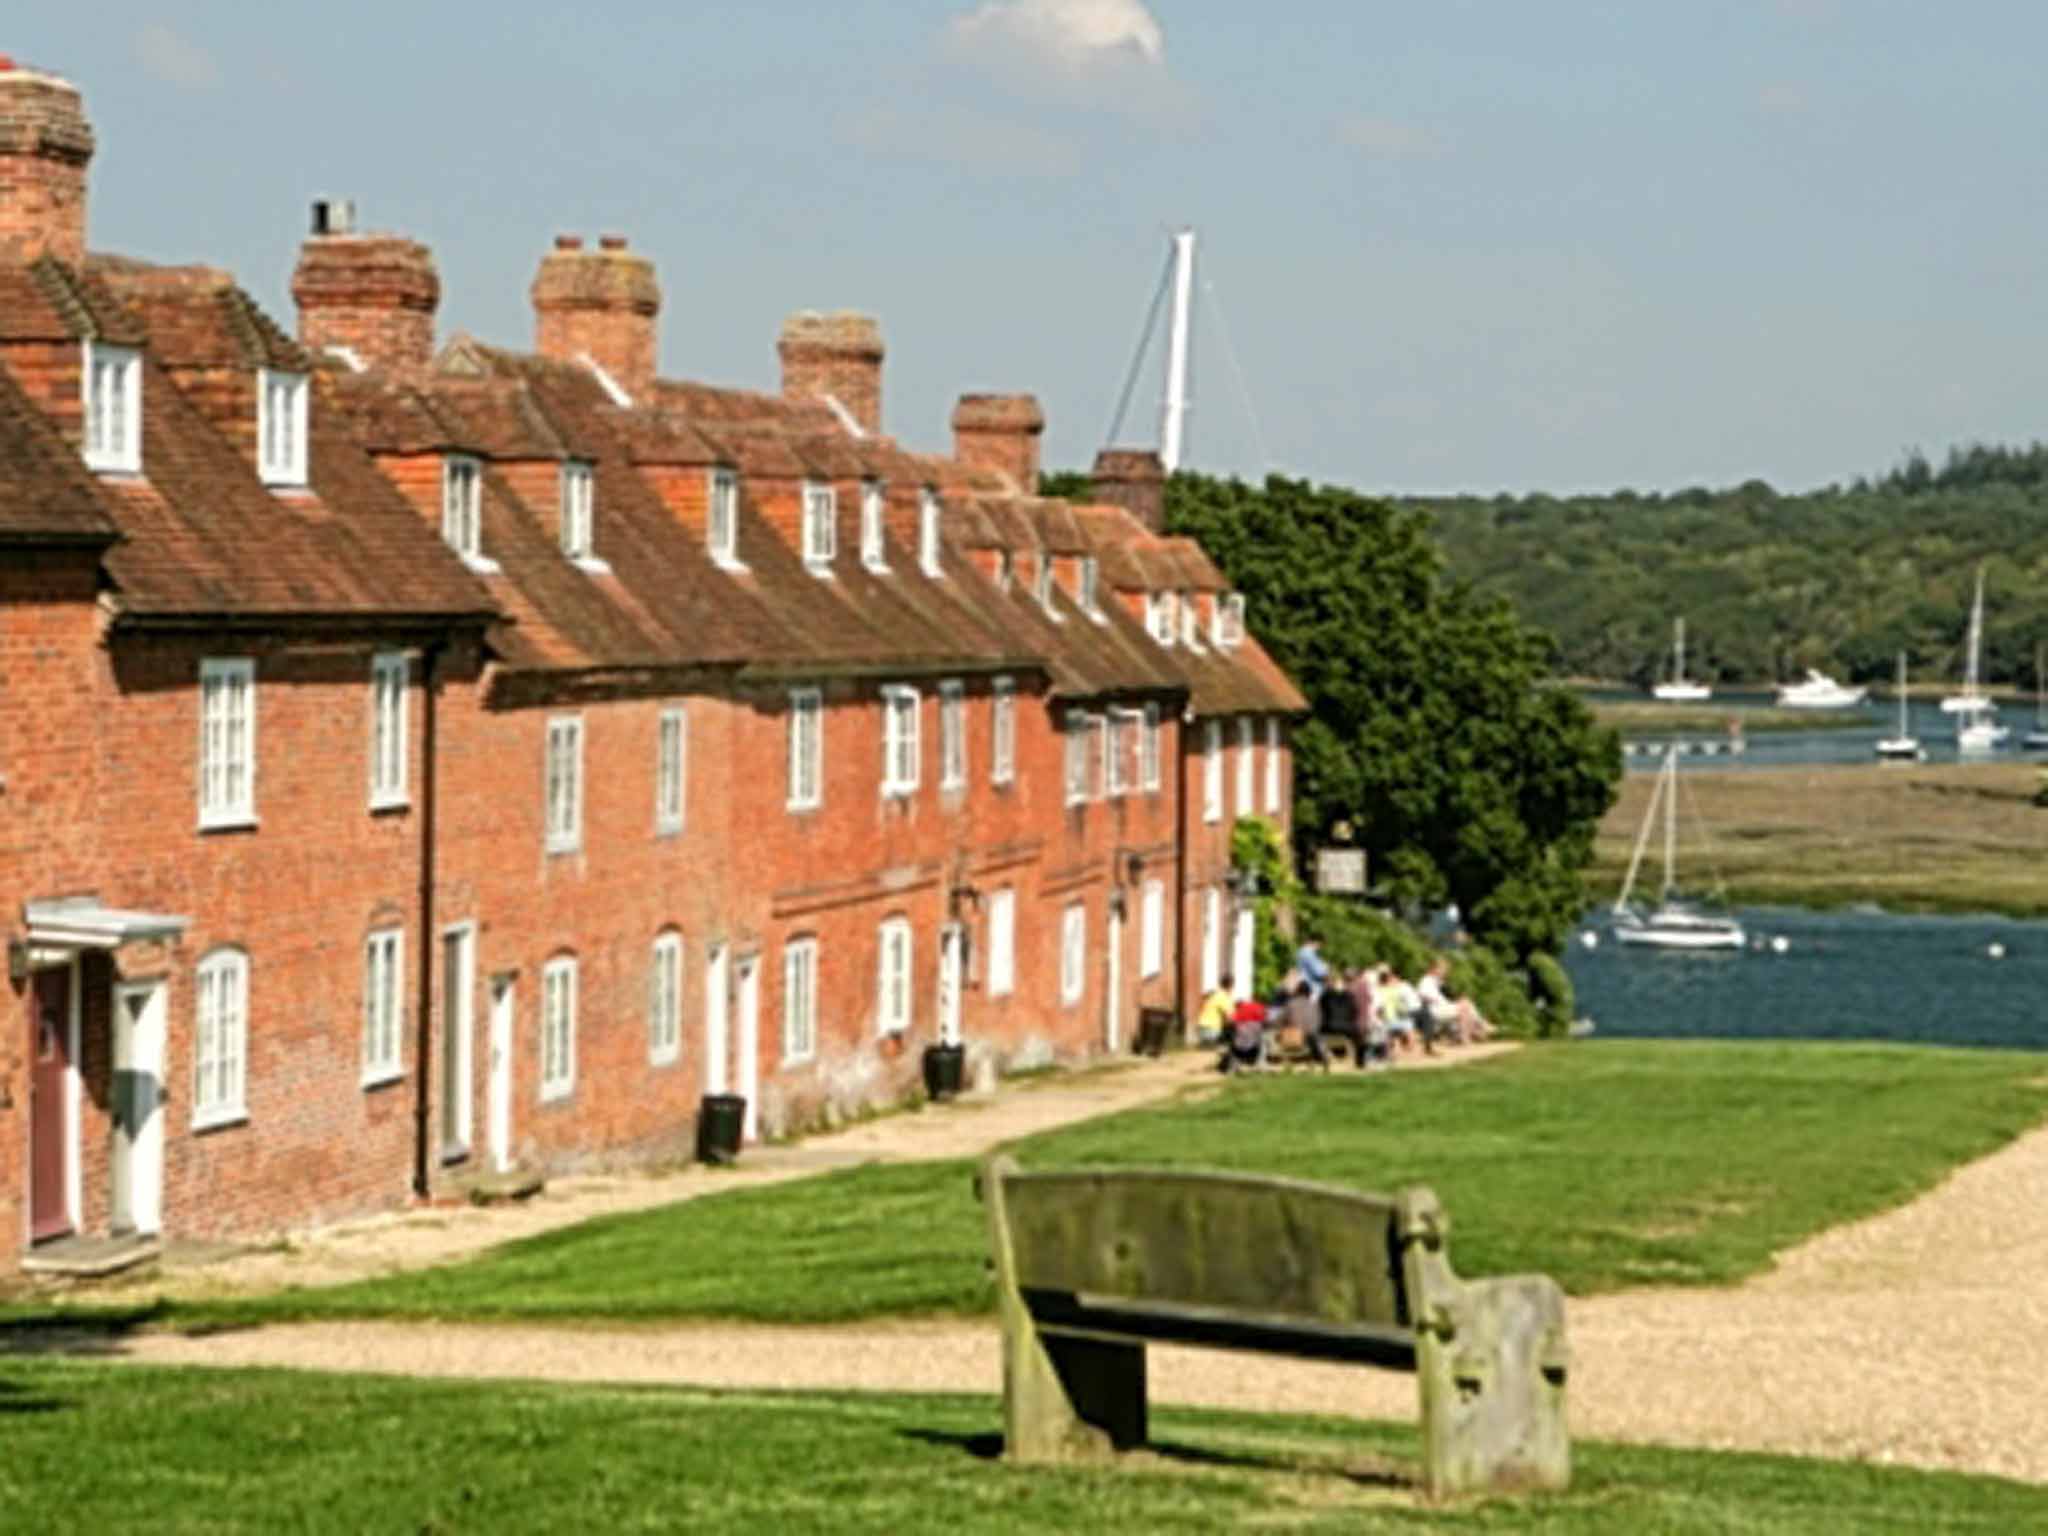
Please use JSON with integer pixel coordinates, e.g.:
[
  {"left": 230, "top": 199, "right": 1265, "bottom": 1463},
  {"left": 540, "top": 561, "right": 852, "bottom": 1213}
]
[
  {"left": 1586, "top": 700, "right": 1872, "bottom": 735},
  {"left": 1587, "top": 760, "right": 2048, "bottom": 916}
]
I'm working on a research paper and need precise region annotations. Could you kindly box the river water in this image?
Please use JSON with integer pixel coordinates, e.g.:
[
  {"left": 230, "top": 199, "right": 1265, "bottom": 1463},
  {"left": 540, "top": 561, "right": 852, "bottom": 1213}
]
[
  {"left": 1566, "top": 905, "right": 2048, "bottom": 1050},
  {"left": 1588, "top": 689, "right": 2048, "bottom": 771}
]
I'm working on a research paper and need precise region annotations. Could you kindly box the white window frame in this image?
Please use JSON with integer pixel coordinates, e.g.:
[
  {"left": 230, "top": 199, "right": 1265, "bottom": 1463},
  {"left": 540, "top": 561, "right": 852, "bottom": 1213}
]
[
  {"left": 1203, "top": 718, "right": 1224, "bottom": 824},
  {"left": 991, "top": 676, "right": 1016, "bottom": 786},
  {"left": 82, "top": 341, "right": 142, "bottom": 474},
  {"left": 987, "top": 888, "right": 1016, "bottom": 997},
  {"left": 939, "top": 679, "right": 967, "bottom": 791},
  {"left": 256, "top": 368, "right": 308, "bottom": 487},
  {"left": 1089, "top": 713, "right": 1110, "bottom": 801},
  {"left": 545, "top": 715, "right": 584, "bottom": 854},
  {"left": 650, "top": 931, "right": 684, "bottom": 1066},
  {"left": 1180, "top": 591, "right": 1206, "bottom": 653},
  {"left": 560, "top": 460, "right": 595, "bottom": 563},
  {"left": 788, "top": 687, "right": 824, "bottom": 810},
  {"left": 877, "top": 917, "right": 912, "bottom": 1036},
  {"left": 1108, "top": 709, "right": 1138, "bottom": 798},
  {"left": 802, "top": 480, "right": 837, "bottom": 571},
  {"left": 1035, "top": 557, "right": 1061, "bottom": 621},
  {"left": 783, "top": 936, "right": 819, "bottom": 1063},
  {"left": 193, "top": 947, "right": 248, "bottom": 1129},
  {"left": 1140, "top": 880, "right": 1165, "bottom": 978},
  {"left": 1236, "top": 716, "right": 1256, "bottom": 816},
  {"left": 656, "top": 707, "right": 686, "bottom": 835},
  {"left": 1215, "top": 592, "right": 1246, "bottom": 649},
  {"left": 1146, "top": 591, "right": 1176, "bottom": 646},
  {"left": 362, "top": 927, "right": 405, "bottom": 1086},
  {"left": 1078, "top": 556, "right": 1102, "bottom": 620},
  {"left": 442, "top": 454, "right": 483, "bottom": 563},
  {"left": 198, "top": 657, "right": 256, "bottom": 830},
  {"left": 541, "top": 956, "right": 577, "bottom": 1101},
  {"left": 1064, "top": 710, "right": 1089, "bottom": 806},
  {"left": 708, "top": 467, "right": 742, "bottom": 568},
  {"left": 919, "top": 487, "right": 943, "bottom": 576},
  {"left": 860, "top": 479, "right": 888, "bottom": 571},
  {"left": 1141, "top": 703, "right": 1161, "bottom": 793},
  {"left": 1265, "top": 718, "right": 1284, "bottom": 813},
  {"left": 881, "top": 684, "right": 920, "bottom": 796},
  {"left": 368, "top": 651, "right": 409, "bottom": 811},
  {"left": 1060, "top": 902, "right": 1086, "bottom": 1006}
]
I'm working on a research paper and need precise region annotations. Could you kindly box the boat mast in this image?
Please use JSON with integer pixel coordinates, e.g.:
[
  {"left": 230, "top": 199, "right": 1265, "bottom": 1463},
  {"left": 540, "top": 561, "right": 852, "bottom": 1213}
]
[
  {"left": 1661, "top": 748, "right": 1677, "bottom": 901},
  {"left": 1614, "top": 751, "right": 1665, "bottom": 915},
  {"left": 1965, "top": 567, "right": 1985, "bottom": 698},
  {"left": 1159, "top": 228, "right": 1196, "bottom": 474}
]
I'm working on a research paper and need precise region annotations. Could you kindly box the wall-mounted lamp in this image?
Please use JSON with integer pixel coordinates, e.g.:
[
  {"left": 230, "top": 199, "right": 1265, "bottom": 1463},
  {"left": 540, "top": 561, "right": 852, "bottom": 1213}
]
[
  {"left": 949, "top": 883, "right": 984, "bottom": 917},
  {"left": 1121, "top": 851, "right": 1144, "bottom": 886}
]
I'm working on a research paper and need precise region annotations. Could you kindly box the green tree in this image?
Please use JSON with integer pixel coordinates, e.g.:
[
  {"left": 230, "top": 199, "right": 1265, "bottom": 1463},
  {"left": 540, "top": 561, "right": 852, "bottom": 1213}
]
[{"left": 1166, "top": 472, "right": 1622, "bottom": 967}]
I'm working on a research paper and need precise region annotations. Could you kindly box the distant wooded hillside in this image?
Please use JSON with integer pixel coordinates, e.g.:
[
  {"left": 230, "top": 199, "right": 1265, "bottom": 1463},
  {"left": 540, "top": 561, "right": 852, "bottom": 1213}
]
[{"left": 1409, "top": 443, "right": 2048, "bottom": 688}]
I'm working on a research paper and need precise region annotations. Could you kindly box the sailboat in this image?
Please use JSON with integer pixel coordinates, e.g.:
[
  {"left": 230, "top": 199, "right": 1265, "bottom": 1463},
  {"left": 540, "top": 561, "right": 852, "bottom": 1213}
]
[
  {"left": 1611, "top": 746, "right": 1745, "bottom": 950},
  {"left": 1651, "top": 618, "right": 1712, "bottom": 702},
  {"left": 1941, "top": 567, "right": 2007, "bottom": 750},
  {"left": 2024, "top": 645, "right": 2048, "bottom": 752},
  {"left": 1874, "top": 652, "right": 1924, "bottom": 761}
]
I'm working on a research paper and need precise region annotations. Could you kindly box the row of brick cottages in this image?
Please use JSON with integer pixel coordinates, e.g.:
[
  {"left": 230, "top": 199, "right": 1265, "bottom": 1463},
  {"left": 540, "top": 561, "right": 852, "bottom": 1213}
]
[{"left": 0, "top": 66, "right": 1304, "bottom": 1272}]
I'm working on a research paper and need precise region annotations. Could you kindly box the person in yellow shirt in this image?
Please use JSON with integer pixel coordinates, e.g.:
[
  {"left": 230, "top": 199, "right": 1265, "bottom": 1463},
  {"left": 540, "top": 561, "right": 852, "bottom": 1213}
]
[{"left": 1195, "top": 972, "right": 1237, "bottom": 1047}]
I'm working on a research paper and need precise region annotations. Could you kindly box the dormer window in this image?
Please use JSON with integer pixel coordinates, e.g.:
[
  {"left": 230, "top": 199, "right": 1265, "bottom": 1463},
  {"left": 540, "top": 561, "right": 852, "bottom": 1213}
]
[
  {"left": 1214, "top": 591, "right": 1246, "bottom": 649},
  {"left": 919, "top": 487, "right": 943, "bottom": 576},
  {"left": 1179, "top": 591, "right": 1205, "bottom": 652},
  {"left": 1035, "top": 557, "right": 1061, "bottom": 621},
  {"left": 860, "top": 479, "right": 887, "bottom": 571},
  {"left": 995, "top": 549, "right": 1014, "bottom": 593},
  {"left": 82, "top": 342, "right": 142, "bottom": 474},
  {"left": 560, "top": 461, "right": 594, "bottom": 562},
  {"left": 1078, "top": 556, "right": 1102, "bottom": 620},
  {"left": 708, "top": 468, "right": 741, "bottom": 568},
  {"left": 257, "top": 369, "right": 308, "bottom": 487},
  {"left": 1147, "top": 591, "right": 1177, "bottom": 647},
  {"left": 442, "top": 456, "right": 483, "bottom": 562},
  {"left": 802, "top": 481, "right": 837, "bottom": 572}
]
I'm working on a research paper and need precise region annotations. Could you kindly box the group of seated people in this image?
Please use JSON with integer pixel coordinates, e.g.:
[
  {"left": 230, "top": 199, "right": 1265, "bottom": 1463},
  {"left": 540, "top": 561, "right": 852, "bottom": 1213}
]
[{"left": 1196, "top": 939, "right": 1496, "bottom": 1074}]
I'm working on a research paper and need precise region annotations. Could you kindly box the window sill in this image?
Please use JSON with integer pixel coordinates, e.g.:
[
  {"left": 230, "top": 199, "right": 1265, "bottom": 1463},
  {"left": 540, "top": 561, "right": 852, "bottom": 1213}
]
[
  {"left": 786, "top": 799, "right": 822, "bottom": 815},
  {"left": 711, "top": 555, "right": 749, "bottom": 574},
  {"left": 198, "top": 814, "right": 259, "bottom": 835},
  {"left": 86, "top": 459, "right": 144, "bottom": 479},
  {"left": 461, "top": 554, "right": 502, "bottom": 575},
  {"left": 650, "top": 1049, "right": 681, "bottom": 1070},
  {"left": 545, "top": 839, "right": 582, "bottom": 857},
  {"left": 261, "top": 473, "right": 311, "bottom": 493},
  {"left": 369, "top": 796, "right": 412, "bottom": 817},
  {"left": 881, "top": 785, "right": 919, "bottom": 800},
  {"left": 654, "top": 821, "right": 684, "bottom": 840},
  {"left": 783, "top": 1049, "right": 816, "bottom": 1068},
  {"left": 862, "top": 559, "right": 890, "bottom": 576},
  {"left": 540, "top": 1083, "right": 574, "bottom": 1105},
  {"left": 572, "top": 555, "right": 613, "bottom": 576},
  {"left": 805, "top": 563, "right": 836, "bottom": 580},
  {"left": 360, "top": 1067, "right": 405, "bottom": 1092},
  {"left": 192, "top": 1109, "right": 248, "bottom": 1135}
]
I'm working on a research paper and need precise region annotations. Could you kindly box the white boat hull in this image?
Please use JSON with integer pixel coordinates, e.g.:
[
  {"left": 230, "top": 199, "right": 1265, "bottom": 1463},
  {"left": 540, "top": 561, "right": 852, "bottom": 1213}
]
[
  {"left": 1775, "top": 671, "right": 1868, "bottom": 709},
  {"left": 1873, "top": 736, "right": 1924, "bottom": 761},
  {"left": 1613, "top": 916, "right": 1746, "bottom": 950},
  {"left": 1652, "top": 682, "right": 1712, "bottom": 702},
  {"left": 1958, "top": 721, "right": 2009, "bottom": 751}
]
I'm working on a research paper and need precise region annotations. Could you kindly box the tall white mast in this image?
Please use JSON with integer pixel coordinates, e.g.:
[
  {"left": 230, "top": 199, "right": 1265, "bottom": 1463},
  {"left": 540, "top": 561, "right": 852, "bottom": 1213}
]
[{"left": 1159, "top": 228, "right": 1196, "bottom": 473}]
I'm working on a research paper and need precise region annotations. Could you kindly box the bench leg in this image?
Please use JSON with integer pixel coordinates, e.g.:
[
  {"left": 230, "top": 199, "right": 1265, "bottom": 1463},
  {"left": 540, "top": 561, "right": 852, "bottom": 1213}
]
[
  {"left": 1003, "top": 1327, "right": 1147, "bottom": 1463},
  {"left": 1415, "top": 1275, "right": 1570, "bottom": 1498}
]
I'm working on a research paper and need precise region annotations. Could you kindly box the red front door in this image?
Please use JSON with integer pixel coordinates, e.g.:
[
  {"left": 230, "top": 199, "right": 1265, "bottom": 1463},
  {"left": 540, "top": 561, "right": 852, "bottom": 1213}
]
[{"left": 29, "top": 966, "right": 72, "bottom": 1243}]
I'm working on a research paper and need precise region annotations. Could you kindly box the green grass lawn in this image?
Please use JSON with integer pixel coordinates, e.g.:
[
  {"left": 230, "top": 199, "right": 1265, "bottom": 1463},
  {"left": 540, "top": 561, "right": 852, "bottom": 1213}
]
[
  {"left": 0, "top": 1362, "right": 2039, "bottom": 1533},
  {"left": 131, "top": 1040, "right": 2048, "bottom": 1329}
]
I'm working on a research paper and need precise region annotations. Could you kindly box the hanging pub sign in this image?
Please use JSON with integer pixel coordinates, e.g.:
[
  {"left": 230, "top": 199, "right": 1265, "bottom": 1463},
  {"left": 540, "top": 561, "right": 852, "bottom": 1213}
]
[{"left": 1315, "top": 848, "right": 1366, "bottom": 894}]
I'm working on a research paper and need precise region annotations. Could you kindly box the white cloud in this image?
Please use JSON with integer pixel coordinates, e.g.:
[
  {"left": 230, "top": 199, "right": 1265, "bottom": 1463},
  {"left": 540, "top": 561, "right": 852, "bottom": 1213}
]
[
  {"left": 1333, "top": 114, "right": 1447, "bottom": 160},
  {"left": 135, "top": 23, "right": 222, "bottom": 91},
  {"left": 948, "top": 0, "right": 1166, "bottom": 77}
]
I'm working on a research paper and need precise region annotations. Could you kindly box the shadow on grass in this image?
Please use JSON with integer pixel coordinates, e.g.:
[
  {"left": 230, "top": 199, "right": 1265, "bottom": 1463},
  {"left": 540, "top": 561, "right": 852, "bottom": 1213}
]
[
  {"left": 0, "top": 1377, "right": 68, "bottom": 1414},
  {"left": 899, "top": 1427, "right": 1412, "bottom": 1490},
  {"left": 0, "top": 1301, "right": 167, "bottom": 1357}
]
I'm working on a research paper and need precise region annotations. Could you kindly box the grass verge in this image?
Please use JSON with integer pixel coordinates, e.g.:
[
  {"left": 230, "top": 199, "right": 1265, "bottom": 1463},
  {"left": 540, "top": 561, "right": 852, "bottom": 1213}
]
[
  {"left": 115, "top": 1040, "right": 2048, "bottom": 1328},
  {"left": 0, "top": 1363, "right": 2041, "bottom": 1533}
]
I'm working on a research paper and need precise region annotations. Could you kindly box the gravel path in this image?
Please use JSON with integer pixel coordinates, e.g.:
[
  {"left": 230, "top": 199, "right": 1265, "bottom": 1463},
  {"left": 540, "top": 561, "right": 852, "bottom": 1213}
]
[{"left": 40, "top": 1041, "right": 2048, "bottom": 1484}]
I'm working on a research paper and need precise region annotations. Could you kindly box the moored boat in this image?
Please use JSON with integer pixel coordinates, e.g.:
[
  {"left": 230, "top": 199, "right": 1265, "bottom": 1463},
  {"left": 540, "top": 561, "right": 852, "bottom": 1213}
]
[
  {"left": 1611, "top": 746, "right": 1744, "bottom": 951},
  {"left": 1775, "top": 669, "right": 1869, "bottom": 709}
]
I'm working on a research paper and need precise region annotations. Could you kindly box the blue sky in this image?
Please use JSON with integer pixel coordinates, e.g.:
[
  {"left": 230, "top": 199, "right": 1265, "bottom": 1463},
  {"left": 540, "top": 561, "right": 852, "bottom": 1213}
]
[{"left": 15, "top": 2, "right": 2048, "bottom": 493}]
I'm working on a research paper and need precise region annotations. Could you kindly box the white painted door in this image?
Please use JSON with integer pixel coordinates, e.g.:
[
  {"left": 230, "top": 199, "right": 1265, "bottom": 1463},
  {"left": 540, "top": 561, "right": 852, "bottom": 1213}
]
[
  {"left": 735, "top": 956, "right": 760, "bottom": 1141},
  {"left": 111, "top": 979, "right": 165, "bottom": 1235},
  {"left": 487, "top": 976, "right": 515, "bottom": 1173},
  {"left": 704, "top": 944, "right": 730, "bottom": 1095},
  {"left": 937, "top": 923, "right": 964, "bottom": 1046},
  {"left": 1104, "top": 905, "right": 1124, "bottom": 1053},
  {"left": 441, "top": 927, "right": 474, "bottom": 1160},
  {"left": 1232, "top": 908, "right": 1256, "bottom": 998}
]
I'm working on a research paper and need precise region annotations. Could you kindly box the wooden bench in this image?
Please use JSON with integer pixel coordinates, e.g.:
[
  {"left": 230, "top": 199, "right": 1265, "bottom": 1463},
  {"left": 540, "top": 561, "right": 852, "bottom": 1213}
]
[{"left": 977, "top": 1155, "right": 1569, "bottom": 1497}]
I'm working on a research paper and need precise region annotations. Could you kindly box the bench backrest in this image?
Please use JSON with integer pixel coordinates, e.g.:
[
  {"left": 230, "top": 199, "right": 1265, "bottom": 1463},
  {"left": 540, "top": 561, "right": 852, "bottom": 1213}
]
[{"left": 990, "top": 1165, "right": 1418, "bottom": 1332}]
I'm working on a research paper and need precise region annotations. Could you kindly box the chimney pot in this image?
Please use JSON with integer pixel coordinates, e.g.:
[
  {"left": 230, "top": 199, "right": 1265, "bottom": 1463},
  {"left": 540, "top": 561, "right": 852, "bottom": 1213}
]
[
  {"left": 598, "top": 233, "right": 627, "bottom": 251},
  {"left": 554, "top": 233, "right": 583, "bottom": 251},
  {"left": 531, "top": 234, "right": 662, "bottom": 400},
  {"left": 292, "top": 229, "right": 441, "bottom": 373},
  {"left": 0, "top": 56, "right": 16, "bottom": 72}
]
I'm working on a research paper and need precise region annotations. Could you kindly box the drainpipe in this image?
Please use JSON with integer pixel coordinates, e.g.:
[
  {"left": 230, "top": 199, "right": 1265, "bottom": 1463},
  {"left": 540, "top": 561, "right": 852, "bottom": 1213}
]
[
  {"left": 1172, "top": 706, "right": 1189, "bottom": 1033},
  {"left": 412, "top": 639, "right": 445, "bottom": 1200}
]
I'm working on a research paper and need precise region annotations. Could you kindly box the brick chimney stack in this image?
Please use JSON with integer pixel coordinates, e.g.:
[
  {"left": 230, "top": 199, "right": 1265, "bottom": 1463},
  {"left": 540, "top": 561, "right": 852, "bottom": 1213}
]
[
  {"left": 951, "top": 394, "right": 1045, "bottom": 493},
  {"left": 290, "top": 202, "right": 441, "bottom": 373},
  {"left": 531, "top": 232, "right": 661, "bottom": 402},
  {"left": 0, "top": 60, "right": 95, "bottom": 267},
  {"left": 1090, "top": 448, "right": 1167, "bottom": 533},
  {"left": 778, "top": 311, "right": 884, "bottom": 434}
]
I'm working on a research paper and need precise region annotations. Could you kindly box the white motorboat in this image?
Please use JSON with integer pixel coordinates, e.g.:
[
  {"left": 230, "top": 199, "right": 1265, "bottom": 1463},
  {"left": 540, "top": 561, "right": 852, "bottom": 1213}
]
[
  {"left": 1874, "top": 652, "right": 1923, "bottom": 761},
  {"left": 1611, "top": 746, "right": 1744, "bottom": 951},
  {"left": 1775, "top": 669, "right": 1869, "bottom": 710},
  {"left": 1651, "top": 617, "right": 1712, "bottom": 702}
]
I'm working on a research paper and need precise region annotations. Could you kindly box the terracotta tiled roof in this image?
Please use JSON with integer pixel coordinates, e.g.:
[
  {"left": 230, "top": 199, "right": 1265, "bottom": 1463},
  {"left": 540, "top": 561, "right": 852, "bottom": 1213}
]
[
  {"left": 92, "top": 261, "right": 310, "bottom": 371},
  {"left": 0, "top": 364, "right": 119, "bottom": 542}
]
